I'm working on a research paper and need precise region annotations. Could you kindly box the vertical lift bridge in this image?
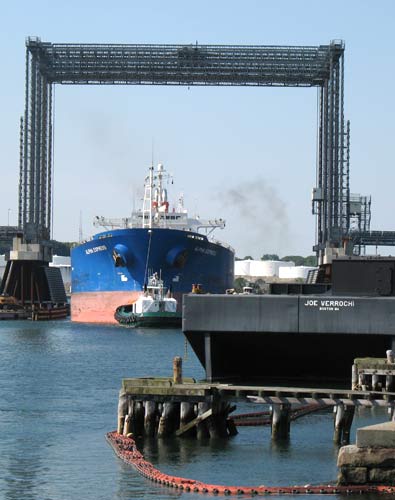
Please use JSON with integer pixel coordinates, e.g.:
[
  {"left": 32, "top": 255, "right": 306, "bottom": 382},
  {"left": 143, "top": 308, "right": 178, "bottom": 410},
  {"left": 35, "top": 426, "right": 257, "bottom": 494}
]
[
  {"left": 4, "top": 37, "right": 395, "bottom": 309},
  {"left": 18, "top": 37, "right": 395, "bottom": 258},
  {"left": 20, "top": 37, "right": 348, "bottom": 259}
]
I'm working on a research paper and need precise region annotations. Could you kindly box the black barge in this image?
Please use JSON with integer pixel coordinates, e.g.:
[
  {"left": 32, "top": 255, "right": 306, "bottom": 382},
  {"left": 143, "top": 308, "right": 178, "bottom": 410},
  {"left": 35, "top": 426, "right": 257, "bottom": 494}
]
[{"left": 182, "top": 257, "right": 395, "bottom": 386}]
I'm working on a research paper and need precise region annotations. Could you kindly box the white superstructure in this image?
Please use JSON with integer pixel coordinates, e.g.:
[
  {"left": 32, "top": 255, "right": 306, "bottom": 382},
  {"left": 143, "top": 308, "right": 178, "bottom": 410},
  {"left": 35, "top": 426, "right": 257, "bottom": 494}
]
[
  {"left": 94, "top": 163, "right": 226, "bottom": 239},
  {"left": 134, "top": 273, "right": 177, "bottom": 314}
]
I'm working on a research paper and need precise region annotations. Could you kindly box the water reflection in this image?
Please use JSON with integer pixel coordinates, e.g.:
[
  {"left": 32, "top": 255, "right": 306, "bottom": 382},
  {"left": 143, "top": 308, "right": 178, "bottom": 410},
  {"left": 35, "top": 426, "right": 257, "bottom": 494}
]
[
  {"left": 0, "top": 320, "right": 391, "bottom": 500},
  {"left": 3, "top": 436, "right": 52, "bottom": 500}
]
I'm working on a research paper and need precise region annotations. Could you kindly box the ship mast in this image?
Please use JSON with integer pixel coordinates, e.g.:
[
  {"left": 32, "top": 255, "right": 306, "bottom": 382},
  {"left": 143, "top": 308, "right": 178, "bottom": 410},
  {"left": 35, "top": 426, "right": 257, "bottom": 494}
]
[{"left": 142, "top": 165, "right": 154, "bottom": 229}]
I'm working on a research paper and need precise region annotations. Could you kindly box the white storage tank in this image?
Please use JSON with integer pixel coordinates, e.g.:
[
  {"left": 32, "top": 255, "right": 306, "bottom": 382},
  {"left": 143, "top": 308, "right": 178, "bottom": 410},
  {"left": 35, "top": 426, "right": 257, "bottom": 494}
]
[
  {"left": 250, "top": 260, "right": 295, "bottom": 277},
  {"left": 278, "top": 266, "right": 317, "bottom": 280},
  {"left": 234, "top": 260, "right": 251, "bottom": 276},
  {"left": 276, "top": 260, "right": 295, "bottom": 274},
  {"left": 249, "top": 260, "right": 268, "bottom": 277}
]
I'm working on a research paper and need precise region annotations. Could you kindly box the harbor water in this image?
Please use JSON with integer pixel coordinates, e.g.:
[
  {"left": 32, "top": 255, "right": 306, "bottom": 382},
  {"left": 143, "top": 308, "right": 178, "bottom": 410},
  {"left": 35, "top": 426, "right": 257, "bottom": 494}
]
[{"left": 0, "top": 320, "right": 388, "bottom": 500}]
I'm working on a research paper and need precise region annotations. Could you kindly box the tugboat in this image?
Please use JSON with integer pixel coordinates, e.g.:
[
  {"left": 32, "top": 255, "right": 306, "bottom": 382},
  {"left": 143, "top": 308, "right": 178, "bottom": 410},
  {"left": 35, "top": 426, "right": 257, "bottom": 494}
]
[{"left": 114, "top": 272, "right": 181, "bottom": 327}]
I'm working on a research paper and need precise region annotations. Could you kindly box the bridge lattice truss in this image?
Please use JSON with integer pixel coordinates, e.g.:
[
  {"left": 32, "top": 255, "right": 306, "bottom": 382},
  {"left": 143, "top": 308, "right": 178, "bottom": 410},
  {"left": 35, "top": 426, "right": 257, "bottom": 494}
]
[{"left": 21, "top": 37, "right": 345, "bottom": 250}]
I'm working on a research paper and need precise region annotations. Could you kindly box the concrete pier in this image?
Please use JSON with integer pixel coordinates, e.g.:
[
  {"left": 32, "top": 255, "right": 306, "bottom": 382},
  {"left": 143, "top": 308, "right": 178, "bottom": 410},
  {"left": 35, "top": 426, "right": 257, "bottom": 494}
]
[{"left": 338, "top": 421, "right": 395, "bottom": 485}]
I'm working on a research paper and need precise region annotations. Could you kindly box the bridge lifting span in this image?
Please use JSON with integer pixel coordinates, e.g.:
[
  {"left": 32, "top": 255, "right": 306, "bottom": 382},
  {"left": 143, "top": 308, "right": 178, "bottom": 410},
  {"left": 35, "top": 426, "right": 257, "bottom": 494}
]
[{"left": 20, "top": 37, "right": 368, "bottom": 257}]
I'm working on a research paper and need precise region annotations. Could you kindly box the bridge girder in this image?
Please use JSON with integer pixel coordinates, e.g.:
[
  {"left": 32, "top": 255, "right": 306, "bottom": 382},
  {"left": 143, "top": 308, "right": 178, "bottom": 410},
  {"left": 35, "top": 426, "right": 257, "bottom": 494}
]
[{"left": 21, "top": 37, "right": 346, "bottom": 256}]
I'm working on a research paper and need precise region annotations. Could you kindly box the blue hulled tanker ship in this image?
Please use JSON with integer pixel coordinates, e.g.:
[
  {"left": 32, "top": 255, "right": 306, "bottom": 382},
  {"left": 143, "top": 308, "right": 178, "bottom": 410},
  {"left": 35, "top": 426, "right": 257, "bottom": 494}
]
[{"left": 71, "top": 164, "right": 234, "bottom": 323}]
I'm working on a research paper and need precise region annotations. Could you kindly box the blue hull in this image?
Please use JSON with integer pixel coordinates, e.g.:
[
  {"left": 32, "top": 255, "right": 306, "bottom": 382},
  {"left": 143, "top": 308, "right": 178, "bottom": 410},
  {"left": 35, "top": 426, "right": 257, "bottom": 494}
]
[{"left": 71, "top": 227, "right": 234, "bottom": 323}]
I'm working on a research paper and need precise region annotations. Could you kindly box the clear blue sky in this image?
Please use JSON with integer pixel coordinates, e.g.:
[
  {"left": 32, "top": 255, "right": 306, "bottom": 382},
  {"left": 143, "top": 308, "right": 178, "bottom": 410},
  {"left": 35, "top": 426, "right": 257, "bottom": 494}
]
[{"left": 1, "top": 1, "right": 394, "bottom": 258}]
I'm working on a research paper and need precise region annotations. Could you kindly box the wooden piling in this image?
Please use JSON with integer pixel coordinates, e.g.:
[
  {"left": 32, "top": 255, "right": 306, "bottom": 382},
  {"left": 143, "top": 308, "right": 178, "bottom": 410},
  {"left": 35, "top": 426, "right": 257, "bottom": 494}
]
[
  {"left": 144, "top": 400, "right": 158, "bottom": 437},
  {"left": 118, "top": 415, "right": 125, "bottom": 435},
  {"left": 179, "top": 402, "right": 196, "bottom": 437},
  {"left": 123, "top": 413, "right": 132, "bottom": 436},
  {"left": 117, "top": 391, "right": 128, "bottom": 434},
  {"left": 386, "top": 375, "right": 394, "bottom": 393},
  {"left": 117, "top": 375, "right": 395, "bottom": 443},
  {"left": 351, "top": 364, "right": 358, "bottom": 390},
  {"left": 342, "top": 406, "right": 355, "bottom": 445},
  {"left": 208, "top": 400, "right": 230, "bottom": 438},
  {"left": 173, "top": 356, "right": 182, "bottom": 384},
  {"left": 333, "top": 404, "right": 345, "bottom": 444},
  {"left": 358, "top": 372, "right": 367, "bottom": 391},
  {"left": 133, "top": 401, "right": 145, "bottom": 438},
  {"left": 153, "top": 356, "right": 183, "bottom": 437},
  {"left": 196, "top": 402, "right": 210, "bottom": 439},
  {"left": 386, "top": 351, "right": 395, "bottom": 399},
  {"left": 226, "top": 417, "right": 238, "bottom": 436},
  {"left": 271, "top": 403, "right": 291, "bottom": 440},
  {"left": 333, "top": 404, "right": 355, "bottom": 445},
  {"left": 176, "top": 407, "right": 212, "bottom": 437},
  {"left": 372, "top": 374, "right": 381, "bottom": 392},
  {"left": 158, "top": 402, "right": 179, "bottom": 437}
]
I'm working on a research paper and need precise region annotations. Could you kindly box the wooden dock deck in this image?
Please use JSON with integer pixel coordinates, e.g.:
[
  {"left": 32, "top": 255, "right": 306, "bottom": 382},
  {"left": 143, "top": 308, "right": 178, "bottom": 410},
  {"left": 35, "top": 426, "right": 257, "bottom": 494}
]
[
  {"left": 117, "top": 357, "right": 395, "bottom": 444},
  {"left": 122, "top": 377, "right": 395, "bottom": 407}
]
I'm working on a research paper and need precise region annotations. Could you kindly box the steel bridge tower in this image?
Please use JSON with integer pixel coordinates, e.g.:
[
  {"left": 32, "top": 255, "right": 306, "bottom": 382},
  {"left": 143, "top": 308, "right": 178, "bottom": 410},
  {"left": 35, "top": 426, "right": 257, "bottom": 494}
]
[{"left": 19, "top": 37, "right": 348, "bottom": 261}]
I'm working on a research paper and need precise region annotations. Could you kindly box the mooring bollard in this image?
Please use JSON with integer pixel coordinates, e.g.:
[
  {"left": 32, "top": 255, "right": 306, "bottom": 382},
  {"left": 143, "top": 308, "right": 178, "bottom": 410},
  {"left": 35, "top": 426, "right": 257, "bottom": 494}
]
[{"left": 271, "top": 403, "right": 291, "bottom": 440}]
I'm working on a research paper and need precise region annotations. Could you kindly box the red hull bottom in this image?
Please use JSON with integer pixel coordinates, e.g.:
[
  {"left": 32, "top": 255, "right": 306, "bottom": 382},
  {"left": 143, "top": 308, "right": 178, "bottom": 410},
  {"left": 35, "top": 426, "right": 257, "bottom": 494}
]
[{"left": 71, "top": 291, "right": 141, "bottom": 324}]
